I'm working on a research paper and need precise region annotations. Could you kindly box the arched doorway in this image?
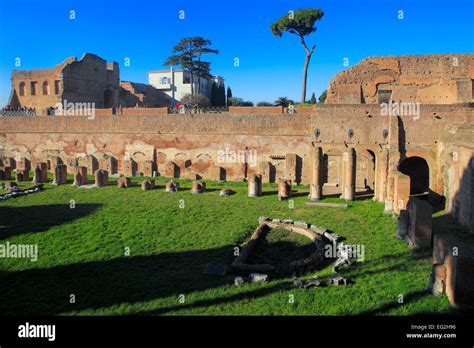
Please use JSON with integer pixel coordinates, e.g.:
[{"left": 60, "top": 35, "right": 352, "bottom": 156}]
[
  {"left": 103, "top": 89, "right": 114, "bottom": 108},
  {"left": 398, "top": 156, "right": 429, "bottom": 195}
]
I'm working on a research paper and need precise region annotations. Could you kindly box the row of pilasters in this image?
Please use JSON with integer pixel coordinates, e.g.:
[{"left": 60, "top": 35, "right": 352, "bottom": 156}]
[{"left": 310, "top": 145, "right": 392, "bottom": 203}]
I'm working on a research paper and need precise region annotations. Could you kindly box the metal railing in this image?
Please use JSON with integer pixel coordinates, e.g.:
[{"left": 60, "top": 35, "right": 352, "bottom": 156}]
[
  {"left": 168, "top": 105, "right": 229, "bottom": 114},
  {"left": 0, "top": 110, "right": 37, "bottom": 117}
]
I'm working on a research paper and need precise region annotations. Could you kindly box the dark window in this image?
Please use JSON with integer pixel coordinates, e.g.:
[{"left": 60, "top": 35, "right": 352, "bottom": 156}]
[
  {"left": 30, "top": 81, "right": 37, "bottom": 96},
  {"left": 54, "top": 80, "right": 61, "bottom": 94},
  {"left": 19, "top": 82, "right": 25, "bottom": 96},
  {"left": 378, "top": 90, "right": 392, "bottom": 104}
]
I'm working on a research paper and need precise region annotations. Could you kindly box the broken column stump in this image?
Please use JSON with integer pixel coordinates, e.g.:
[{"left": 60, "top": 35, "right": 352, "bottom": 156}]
[
  {"left": 165, "top": 181, "right": 179, "bottom": 192},
  {"left": 278, "top": 179, "right": 292, "bottom": 200},
  {"left": 117, "top": 177, "right": 132, "bottom": 188},
  {"left": 141, "top": 179, "right": 155, "bottom": 190},
  {"left": 191, "top": 181, "right": 206, "bottom": 194},
  {"left": 248, "top": 174, "right": 262, "bottom": 197}
]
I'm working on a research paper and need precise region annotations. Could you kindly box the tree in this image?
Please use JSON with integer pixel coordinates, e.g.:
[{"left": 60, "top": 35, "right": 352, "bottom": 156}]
[
  {"left": 164, "top": 37, "right": 218, "bottom": 96},
  {"left": 318, "top": 90, "right": 327, "bottom": 103},
  {"left": 226, "top": 87, "right": 233, "bottom": 106},
  {"left": 210, "top": 82, "right": 218, "bottom": 106},
  {"left": 270, "top": 9, "right": 324, "bottom": 104},
  {"left": 193, "top": 38, "right": 219, "bottom": 94},
  {"left": 310, "top": 92, "right": 317, "bottom": 104},
  {"left": 257, "top": 101, "right": 273, "bottom": 106},
  {"left": 217, "top": 83, "right": 226, "bottom": 106},
  {"left": 181, "top": 93, "right": 210, "bottom": 107},
  {"left": 228, "top": 97, "right": 253, "bottom": 106},
  {"left": 274, "top": 97, "right": 294, "bottom": 107}
]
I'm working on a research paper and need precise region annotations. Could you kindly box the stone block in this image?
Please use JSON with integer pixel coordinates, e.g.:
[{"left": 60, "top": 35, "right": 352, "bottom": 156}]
[
  {"left": 393, "top": 172, "right": 411, "bottom": 214},
  {"left": 141, "top": 179, "right": 155, "bottom": 190},
  {"left": 278, "top": 179, "right": 292, "bottom": 200},
  {"left": 16, "top": 170, "right": 30, "bottom": 182},
  {"left": 32, "top": 162, "right": 48, "bottom": 183},
  {"left": 53, "top": 164, "right": 68, "bottom": 185},
  {"left": 94, "top": 169, "right": 109, "bottom": 187},
  {"left": 165, "top": 181, "right": 179, "bottom": 192},
  {"left": 191, "top": 181, "right": 206, "bottom": 194},
  {"left": 117, "top": 177, "right": 132, "bottom": 188},
  {"left": 73, "top": 166, "right": 88, "bottom": 186},
  {"left": 406, "top": 197, "right": 433, "bottom": 249}
]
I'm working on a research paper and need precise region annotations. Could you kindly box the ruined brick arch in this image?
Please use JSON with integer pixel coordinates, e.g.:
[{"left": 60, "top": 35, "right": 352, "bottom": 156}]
[
  {"left": 398, "top": 151, "right": 435, "bottom": 196},
  {"left": 401, "top": 150, "right": 437, "bottom": 190}
]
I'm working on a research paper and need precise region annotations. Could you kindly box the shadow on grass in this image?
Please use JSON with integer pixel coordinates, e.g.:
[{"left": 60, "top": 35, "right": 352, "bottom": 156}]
[
  {"left": 0, "top": 204, "right": 102, "bottom": 240},
  {"left": 140, "top": 282, "right": 289, "bottom": 315},
  {"left": 0, "top": 245, "right": 258, "bottom": 315},
  {"left": 357, "top": 289, "right": 429, "bottom": 315}
]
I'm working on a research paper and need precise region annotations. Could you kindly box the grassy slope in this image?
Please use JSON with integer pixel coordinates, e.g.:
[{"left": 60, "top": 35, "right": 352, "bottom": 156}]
[{"left": 0, "top": 175, "right": 456, "bottom": 315}]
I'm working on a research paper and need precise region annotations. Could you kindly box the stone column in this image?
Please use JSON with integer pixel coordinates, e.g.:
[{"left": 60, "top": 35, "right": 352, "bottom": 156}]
[
  {"left": 375, "top": 148, "right": 389, "bottom": 202},
  {"left": 309, "top": 146, "right": 322, "bottom": 200},
  {"left": 343, "top": 148, "right": 355, "bottom": 201},
  {"left": 248, "top": 174, "right": 262, "bottom": 197},
  {"left": 384, "top": 173, "right": 395, "bottom": 213},
  {"left": 191, "top": 181, "right": 206, "bottom": 194},
  {"left": 278, "top": 179, "right": 292, "bottom": 200}
]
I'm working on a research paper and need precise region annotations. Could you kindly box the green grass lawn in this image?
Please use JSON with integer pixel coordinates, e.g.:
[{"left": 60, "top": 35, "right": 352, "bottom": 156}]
[{"left": 0, "top": 175, "right": 460, "bottom": 315}]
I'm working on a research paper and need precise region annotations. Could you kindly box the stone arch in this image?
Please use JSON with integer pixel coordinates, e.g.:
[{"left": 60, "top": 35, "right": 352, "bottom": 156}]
[{"left": 398, "top": 156, "right": 429, "bottom": 195}]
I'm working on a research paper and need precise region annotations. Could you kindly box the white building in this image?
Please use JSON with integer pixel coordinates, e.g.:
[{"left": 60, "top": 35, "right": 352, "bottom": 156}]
[{"left": 148, "top": 67, "right": 224, "bottom": 105}]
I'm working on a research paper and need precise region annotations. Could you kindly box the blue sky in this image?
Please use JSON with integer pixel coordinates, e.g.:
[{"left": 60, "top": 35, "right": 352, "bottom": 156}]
[{"left": 0, "top": 0, "right": 473, "bottom": 106}]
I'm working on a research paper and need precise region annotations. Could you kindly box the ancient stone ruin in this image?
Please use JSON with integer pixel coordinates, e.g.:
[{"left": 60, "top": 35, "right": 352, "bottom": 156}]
[
  {"left": 430, "top": 234, "right": 474, "bottom": 309},
  {"left": 278, "top": 179, "right": 292, "bottom": 200},
  {"left": 117, "top": 177, "right": 132, "bottom": 188},
  {"left": 191, "top": 181, "right": 206, "bottom": 194},
  {"left": 141, "top": 179, "right": 155, "bottom": 190},
  {"left": 32, "top": 162, "right": 48, "bottom": 183},
  {"left": 165, "top": 181, "right": 179, "bottom": 192},
  {"left": 73, "top": 166, "right": 88, "bottom": 187},
  {"left": 248, "top": 174, "right": 262, "bottom": 197},
  {"left": 94, "top": 169, "right": 109, "bottom": 187},
  {"left": 52, "top": 164, "right": 68, "bottom": 185},
  {"left": 231, "top": 217, "right": 328, "bottom": 275}
]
